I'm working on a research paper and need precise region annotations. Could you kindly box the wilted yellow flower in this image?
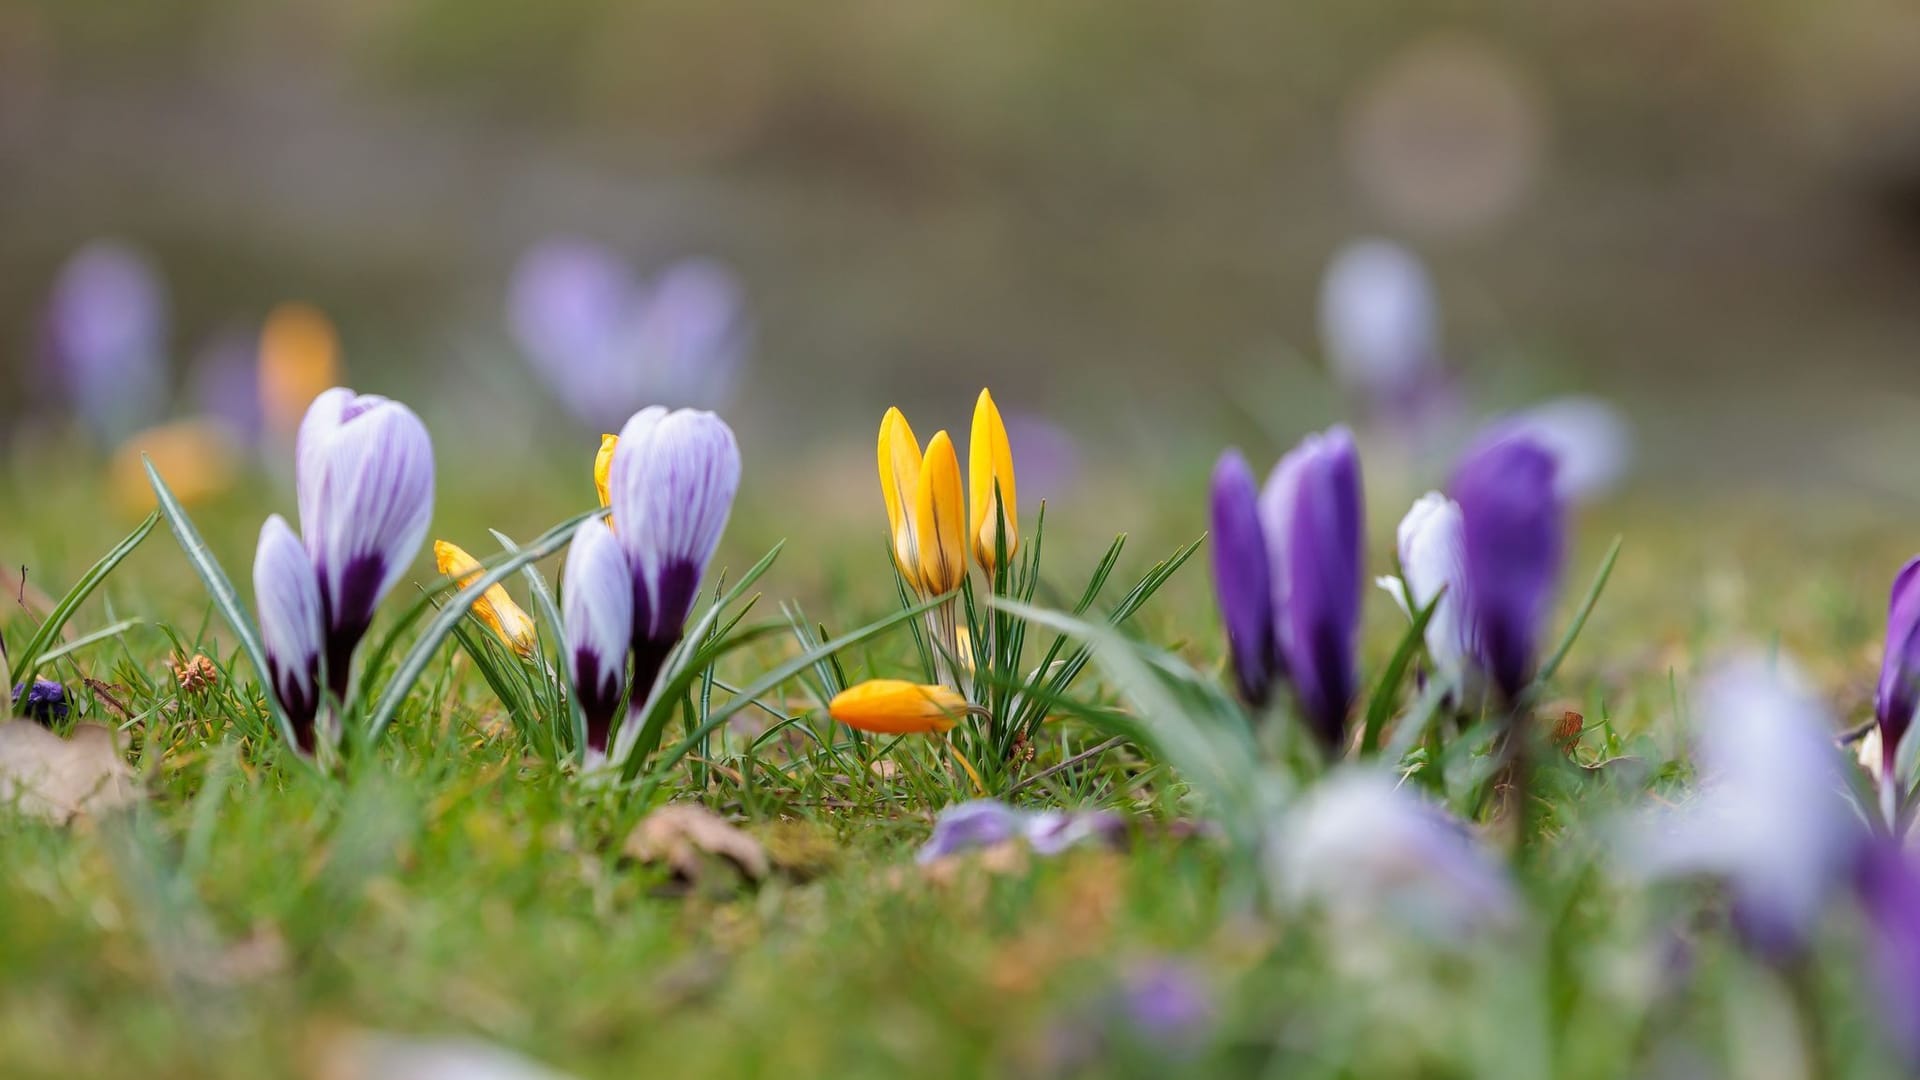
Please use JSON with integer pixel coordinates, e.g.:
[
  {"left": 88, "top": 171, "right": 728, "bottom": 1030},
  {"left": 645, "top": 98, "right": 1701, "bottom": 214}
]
[
  {"left": 258, "top": 303, "right": 341, "bottom": 438},
  {"left": 914, "top": 431, "right": 967, "bottom": 595},
  {"left": 829, "top": 679, "right": 966, "bottom": 734},
  {"left": 110, "top": 419, "right": 238, "bottom": 515},
  {"left": 594, "top": 433, "right": 618, "bottom": 526},
  {"left": 968, "top": 388, "right": 1018, "bottom": 569},
  {"left": 434, "top": 540, "right": 538, "bottom": 657}
]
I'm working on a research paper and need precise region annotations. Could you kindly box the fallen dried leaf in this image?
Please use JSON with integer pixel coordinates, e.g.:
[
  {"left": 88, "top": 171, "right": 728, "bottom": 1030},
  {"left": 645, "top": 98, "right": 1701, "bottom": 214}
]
[
  {"left": 0, "top": 721, "right": 139, "bottom": 822},
  {"left": 623, "top": 804, "right": 769, "bottom": 892}
]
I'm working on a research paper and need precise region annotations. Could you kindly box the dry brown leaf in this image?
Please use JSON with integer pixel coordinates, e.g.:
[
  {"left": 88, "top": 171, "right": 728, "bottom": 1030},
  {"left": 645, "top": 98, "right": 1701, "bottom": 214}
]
[
  {"left": 0, "top": 721, "right": 139, "bottom": 823},
  {"left": 623, "top": 804, "right": 769, "bottom": 890}
]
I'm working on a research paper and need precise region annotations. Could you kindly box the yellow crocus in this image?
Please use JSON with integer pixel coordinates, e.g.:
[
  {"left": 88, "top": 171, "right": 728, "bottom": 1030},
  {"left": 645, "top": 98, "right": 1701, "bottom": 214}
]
[
  {"left": 110, "top": 419, "right": 238, "bottom": 516},
  {"left": 435, "top": 540, "right": 538, "bottom": 657},
  {"left": 968, "top": 388, "right": 1018, "bottom": 569},
  {"left": 258, "top": 303, "right": 341, "bottom": 439},
  {"left": 594, "top": 433, "right": 617, "bottom": 526},
  {"left": 877, "top": 407, "right": 924, "bottom": 586},
  {"left": 914, "top": 431, "right": 967, "bottom": 595},
  {"left": 829, "top": 679, "right": 966, "bottom": 734}
]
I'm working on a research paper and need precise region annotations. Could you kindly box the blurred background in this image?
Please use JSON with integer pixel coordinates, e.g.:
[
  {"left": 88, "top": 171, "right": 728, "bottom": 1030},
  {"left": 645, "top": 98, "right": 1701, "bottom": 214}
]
[{"left": 4, "top": 0, "right": 1920, "bottom": 555}]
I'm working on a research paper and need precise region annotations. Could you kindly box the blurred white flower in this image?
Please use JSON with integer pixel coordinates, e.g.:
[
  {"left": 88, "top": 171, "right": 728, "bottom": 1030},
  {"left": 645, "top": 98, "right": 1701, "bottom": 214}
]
[
  {"left": 1273, "top": 770, "right": 1515, "bottom": 939},
  {"left": 1501, "top": 396, "right": 1632, "bottom": 502},
  {"left": 1628, "top": 655, "right": 1863, "bottom": 960},
  {"left": 1375, "top": 491, "right": 1469, "bottom": 691},
  {"left": 1319, "top": 239, "right": 1440, "bottom": 400}
]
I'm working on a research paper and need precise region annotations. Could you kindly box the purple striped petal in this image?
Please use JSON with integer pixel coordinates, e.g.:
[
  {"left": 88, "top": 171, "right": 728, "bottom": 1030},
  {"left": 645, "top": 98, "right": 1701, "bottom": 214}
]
[
  {"left": 1450, "top": 430, "right": 1563, "bottom": 702},
  {"left": 1876, "top": 557, "right": 1920, "bottom": 783},
  {"left": 253, "top": 514, "right": 324, "bottom": 750},
  {"left": 1209, "top": 450, "right": 1275, "bottom": 705},
  {"left": 563, "top": 518, "right": 633, "bottom": 752},
  {"left": 43, "top": 241, "right": 169, "bottom": 441},
  {"left": 1260, "top": 427, "right": 1364, "bottom": 748},
  {"left": 295, "top": 388, "right": 436, "bottom": 693},
  {"left": 635, "top": 258, "right": 749, "bottom": 409}
]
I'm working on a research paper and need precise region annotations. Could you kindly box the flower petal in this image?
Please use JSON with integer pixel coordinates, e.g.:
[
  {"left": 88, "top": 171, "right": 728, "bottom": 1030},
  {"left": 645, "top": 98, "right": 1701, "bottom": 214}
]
[
  {"left": 877, "top": 408, "right": 923, "bottom": 586},
  {"left": 913, "top": 431, "right": 967, "bottom": 596},
  {"left": 594, "top": 433, "right": 617, "bottom": 511},
  {"left": 1395, "top": 491, "right": 1469, "bottom": 690},
  {"left": 829, "top": 679, "right": 965, "bottom": 735},
  {"left": 563, "top": 518, "right": 633, "bottom": 752},
  {"left": 1450, "top": 430, "right": 1562, "bottom": 701},
  {"left": 435, "top": 540, "right": 538, "bottom": 657},
  {"left": 1260, "top": 427, "right": 1364, "bottom": 747},
  {"left": 609, "top": 407, "right": 741, "bottom": 644},
  {"left": 1209, "top": 450, "right": 1274, "bottom": 705},
  {"left": 968, "top": 389, "right": 1018, "bottom": 569},
  {"left": 253, "top": 514, "right": 323, "bottom": 748}
]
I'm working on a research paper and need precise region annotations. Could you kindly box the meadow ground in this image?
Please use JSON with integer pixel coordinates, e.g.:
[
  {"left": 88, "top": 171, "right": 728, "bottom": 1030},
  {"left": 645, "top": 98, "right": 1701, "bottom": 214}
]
[{"left": 1, "top": 465, "right": 1915, "bottom": 1079}]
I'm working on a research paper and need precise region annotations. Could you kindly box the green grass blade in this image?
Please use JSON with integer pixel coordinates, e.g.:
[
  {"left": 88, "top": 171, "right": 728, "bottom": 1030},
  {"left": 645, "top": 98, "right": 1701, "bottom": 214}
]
[
  {"left": 1359, "top": 589, "right": 1444, "bottom": 756},
  {"left": 1534, "top": 534, "right": 1623, "bottom": 686},
  {"left": 33, "top": 618, "right": 143, "bottom": 668},
  {"left": 13, "top": 509, "right": 157, "bottom": 682},
  {"left": 143, "top": 458, "right": 299, "bottom": 749}
]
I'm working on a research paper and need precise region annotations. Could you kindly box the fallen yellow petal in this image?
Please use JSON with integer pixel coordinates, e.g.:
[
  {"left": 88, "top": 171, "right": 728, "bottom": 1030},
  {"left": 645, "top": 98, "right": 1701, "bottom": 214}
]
[
  {"left": 829, "top": 679, "right": 966, "bottom": 735},
  {"left": 435, "top": 539, "right": 539, "bottom": 658}
]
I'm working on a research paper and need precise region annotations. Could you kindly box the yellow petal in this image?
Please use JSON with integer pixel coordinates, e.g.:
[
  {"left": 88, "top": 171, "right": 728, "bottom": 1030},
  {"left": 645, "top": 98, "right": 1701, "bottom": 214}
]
[
  {"left": 109, "top": 420, "right": 238, "bottom": 517},
  {"left": 435, "top": 540, "right": 539, "bottom": 658},
  {"left": 594, "top": 433, "right": 618, "bottom": 530},
  {"left": 877, "top": 408, "right": 924, "bottom": 585},
  {"left": 258, "top": 303, "right": 341, "bottom": 438},
  {"left": 968, "top": 388, "right": 1018, "bottom": 569},
  {"left": 913, "top": 431, "right": 967, "bottom": 595},
  {"left": 828, "top": 679, "right": 965, "bottom": 734}
]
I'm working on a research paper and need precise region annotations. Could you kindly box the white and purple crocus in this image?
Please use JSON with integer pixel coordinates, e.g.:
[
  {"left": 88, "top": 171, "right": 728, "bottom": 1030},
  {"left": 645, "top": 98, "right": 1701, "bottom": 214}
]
[
  {"left": 509, "top": 239, "right": 750, "bottom": 431},
  {"left": 251, "top": 388, "right": 435, "bottom": 751},
  {"left": 561, "top": 407, "right": 741, "bottom": 756},
  {"left": 1875, "top": 557, "right": 1920, "bottom": 822},
  {"left": 1209, "top": 427, "right": 1364, "bottom": 748}
]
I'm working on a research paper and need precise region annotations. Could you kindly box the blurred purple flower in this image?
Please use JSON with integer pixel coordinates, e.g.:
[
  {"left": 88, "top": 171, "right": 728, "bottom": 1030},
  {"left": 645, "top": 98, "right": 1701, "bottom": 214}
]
[
  {"left": 12, "top": 679, "right": 69, "bottom": 725},
  {"left": 1856, "top": 842, "right": 1920, "bottom": 1067},
  {"left": 1276, "top": 769, "right": 1516, "bottom": 938},
  {"left": 1450, "top": 430, "right": 1562, "bottom": 702},
  {"left": 1631, "top": 656, "right": 1862, "bottom": 963},
  {"left": 917, "top": 799, "right": 1127, "bottom": 863},
  {"left": 603, "top": 407, "right": 741, "bottom": 757},
  {"left": 1001, "top": 411, "right": 1081, "bottom": 504},
  {"left": 1496, "top": 396, "right": 1633, "bottom": 502},
  {"left": 1209, "top": 451, "right": 1275, "bottom": 705},
  {"left": 253, "top": 387, "right": 435, "bottom": 751},
  {"left": 1318, "top": 239, "right": 1456, "bottom": 431},
  {"left": 42, "top": 241, "right": 169, "bottom": 442},
  {"left": 1112, "top": 961, "right": 1217, "bottom": 1046},
  {"left": 1876, "top": 557, "right": 1920, "bottom": 820},
  {"left": 190, "top": 326, "right": 264, "bottom": 445},
  {"left": 562, "top": 517, "right": 633, "bottom": 754},
  {"left": 509, "top": 240, "right": 749, "bottom": 430},
  {"left": 1258, "top": 427, "right": 1365, "bottom": 747}
]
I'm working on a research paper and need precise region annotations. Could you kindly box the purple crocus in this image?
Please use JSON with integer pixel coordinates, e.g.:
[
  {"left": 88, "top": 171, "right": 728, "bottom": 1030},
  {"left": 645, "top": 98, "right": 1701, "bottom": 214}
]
[
  {"left": 1875, "top": 557, "right": 1920, "bottom": 816},
  {"left": 508, "top": 240, "right": 749, "bottom": 429},
  {"left": 1450, "top": 430, "right": 1563, "bottom": 703},
  {"left": 253, "top": 387, "right": 434, "bottom": 750},
  {"left": 12, "top": 679, "right": 70, "bottom": 725},
  {"left": 41, "top": 241, "right": 169, "bottom": 442},
  {"left": 597, "top": 407, "right": 741, "bottom": 754},
  {"left": 1209, "top": 429, "right": 1365, "bottom": 747},
  {"left": 1318, "top": 238, "right": 1456, "bottom": 432},
  {"left": 561, "top": 517, "right": 632, "bottom": 753},
  {"left": 1209, "top": 451, "right": 1275, "bottom": 705},
  {"left": 917, "top": 799, "right": 1128, "bottom": 863}
]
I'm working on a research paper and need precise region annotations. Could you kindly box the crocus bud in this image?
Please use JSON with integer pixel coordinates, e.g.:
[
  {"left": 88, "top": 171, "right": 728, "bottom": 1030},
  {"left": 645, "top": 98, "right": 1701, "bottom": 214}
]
[
  {"left": 435, "top": 540, "right": 538, "bottom": 657},
  {"left": 968, "top": 389, "right": 1019, "bottom": 570},
  {"left": 1876, "top": 558, "right": 1920, "bottom": 798},
  {"left": 253, "top": 514, "right": 324, "bottom": 749},
  {"left": 43, "top": 241, "right": 168, "bottom": 443},
  {"left": 609, "top": 407, "right": 741, "bottom": 717},
  {"left": 1209, "top": 450, "right": 1275, "bottom": 705},
  {"left": 562, "top": 518, "right": 632, "bottom": 752},
  {"left": 877, "top": 407, "right": 925, "bottom": 588},
  {"left": 635, "top": 258, "right": 749, "bottom": 409},
  {"left": 1856, "top": 842, "right": 1920, "bottom": 1068},
  {"left": 295, "top": 387, "right": 436, "bottom": 700},
  {"left": 913, "top": 431, "right": 967, "bottom": 596},
  {"left": 1450, "top": 431, "right": 1562, "bottom": 702},
  {"left": 509, "top": 239, "right": 638, "bottom": 432},
  {"left": 829, "top": 679, "right": 966, "bottom": 735},
  {"left": 1378, "top": 492, "right": 1469, "bottom": 691},
  {"left": 1260, "top": 427, "right": 1364, "bottom": 748}
]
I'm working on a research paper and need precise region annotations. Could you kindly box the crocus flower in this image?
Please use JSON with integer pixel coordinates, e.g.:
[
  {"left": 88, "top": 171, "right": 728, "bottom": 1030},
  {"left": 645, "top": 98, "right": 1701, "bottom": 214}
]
[
  {"left": 109, "top": 419, "right": 239, "bottom": 515},
  {"left": 593, "top": 433, "right": 617, "bottom": 519},
  {"left": 1855, "top": 842, "right": 1920, "bottom": 1067},
  {"left": 1876, "top": 557, "right": 1920, "bottom": 819},
  {"left": 191, "top": 326, "right": 264, "bottom": 446},
  {"left": 42, "top": 241, "right": 168, "bottom": 443},
  {"left": 1374, "top": 492, "right": 1469, "bottom": 691},
  {"left": 1496, "top": 396, "right": 1633, "bottom": 503},
  {"left": 605, "top": 407, "right": 741, "bottom": 744},
  {"left": 829, "top": 679, "right": 966, "bottom": 734},
  {"left": 509, "top": 240, "right": 748, "bottom": 429},
  {"left": 969, "top": 389, "right": 1019, "bottom": 569},
  {"left": 12, "top": 679, "right": 70, "bottom": 725},
  {"left": 1630, "top": 656, "right": 1862, "bottom": 962},
  {"left": 257, "top": 303, "right": 342, "bottom": 443},
  {"left": 877, "top": 408, "right": 968, "bottom": 597},
  {"left": 917, "top": 799, "right": 1126, "bottom": 863},
  {"left": 1209, "top": 451, "right": 1274, "bottom": 704},
  {"left": 562, "top": 518, "right": 632, "bottom": 753},
  {"left": 1318, "top": 239, "right": 1448, "bottom": 422},
  {"left": 434, "top": 541, "right": 537, "bottom": 657},
  {"left": 1450, "top": 430, "right": 1563, "bottom": 703},
  {"left": 252, "top": 387, "right": 434, "bottom": 749},
  {"left": 1208, "top": 429, "right": 1364, "bottom": 747},
  {"left": 1274, "top": 769, "right": 1516, "bottom": 939}
]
